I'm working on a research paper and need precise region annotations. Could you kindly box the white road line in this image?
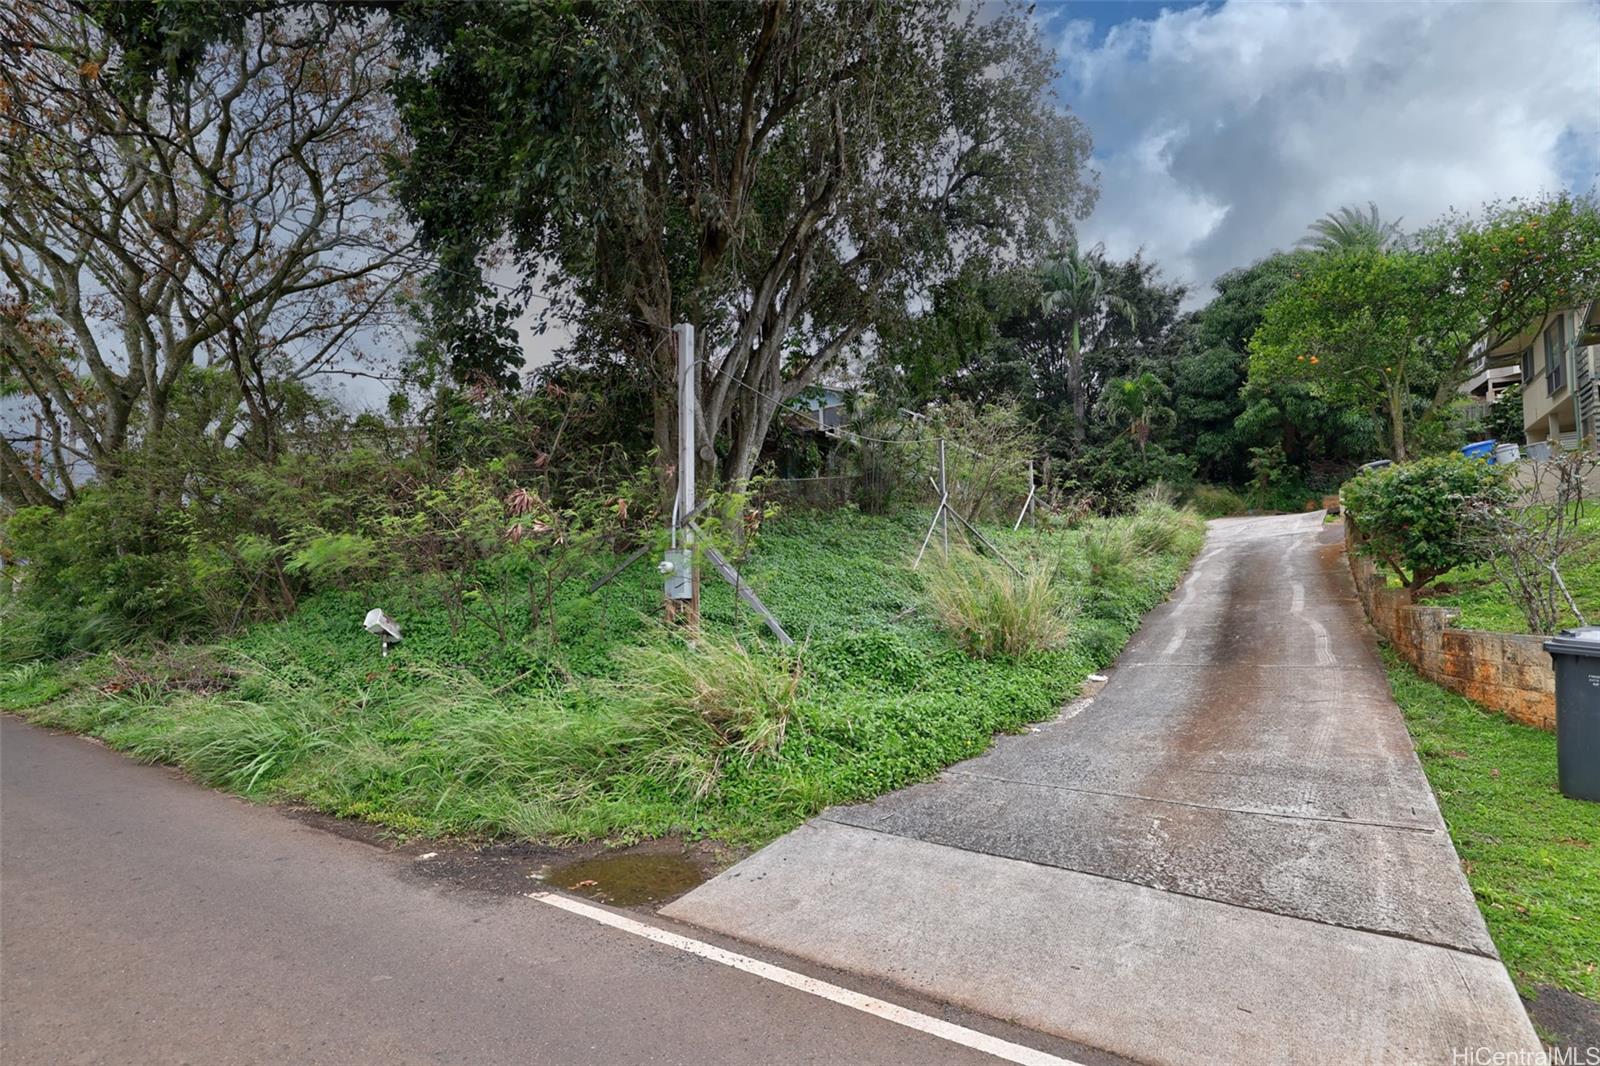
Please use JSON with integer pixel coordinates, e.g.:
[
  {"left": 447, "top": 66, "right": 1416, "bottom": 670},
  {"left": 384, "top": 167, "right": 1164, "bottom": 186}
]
[
  {"left": 1169, "top": 546, "right": 1221, "bottom": 617},
  {"left": 528, "top": 892, "right": 1084, "bottom": 1066}
]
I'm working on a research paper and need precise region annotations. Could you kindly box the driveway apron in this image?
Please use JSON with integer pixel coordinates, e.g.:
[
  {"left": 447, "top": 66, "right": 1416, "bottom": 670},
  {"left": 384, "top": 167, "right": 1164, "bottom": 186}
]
[{"left": 664, "top": 512, "right": 1541, "bottom": 1064}]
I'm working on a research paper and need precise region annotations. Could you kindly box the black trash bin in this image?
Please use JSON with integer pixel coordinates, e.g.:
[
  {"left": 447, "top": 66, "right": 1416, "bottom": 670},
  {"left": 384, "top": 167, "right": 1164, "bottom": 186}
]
[{"left": 1543, "top": 626, "right": 1600, "bottom": 802}]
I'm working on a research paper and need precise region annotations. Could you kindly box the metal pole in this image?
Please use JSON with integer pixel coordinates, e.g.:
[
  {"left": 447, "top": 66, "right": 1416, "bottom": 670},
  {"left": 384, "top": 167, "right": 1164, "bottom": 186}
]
[
  {"left": 1014, "top": 459, "right": 1035, "bottom": 531},
  {"left": 676, "top": 323, "right": 696, "bottom": 527},
  {"left": 938, "top": 437, "right": 949, "bottom": 561},
  {"left": 946, "top": 506, "right": 1024, "bottom": 577},
  {"left": 912, "top": 484, "right": 949, "bottom": 569},
  {"left": 673, "top": 323, "right": 700, "bottom": 628}
]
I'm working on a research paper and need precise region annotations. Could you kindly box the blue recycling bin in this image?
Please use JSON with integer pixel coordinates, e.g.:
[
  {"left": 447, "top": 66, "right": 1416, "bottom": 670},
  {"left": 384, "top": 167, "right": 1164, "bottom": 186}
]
[{"left": 1461, "top": 440, "right": 1497, "bottom": 463}]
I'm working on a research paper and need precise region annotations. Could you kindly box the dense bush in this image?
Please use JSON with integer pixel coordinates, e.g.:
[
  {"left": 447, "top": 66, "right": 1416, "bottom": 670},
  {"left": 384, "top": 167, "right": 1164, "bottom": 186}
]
[
  {"left": 1, "top": 441, "right": 431, "bottom": 660},
  {"left": 1342, "top": 455, "right": 1511, "bottom": 589},
  {"left": 0, "top": 429, "right": 667, "bottom": 663}
]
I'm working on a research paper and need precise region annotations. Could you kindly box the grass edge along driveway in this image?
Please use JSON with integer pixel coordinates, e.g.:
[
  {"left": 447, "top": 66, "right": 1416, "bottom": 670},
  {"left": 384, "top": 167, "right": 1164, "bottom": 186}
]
[{"left": 1383, "top": 647, "right": 1597, "bottom": 1004}]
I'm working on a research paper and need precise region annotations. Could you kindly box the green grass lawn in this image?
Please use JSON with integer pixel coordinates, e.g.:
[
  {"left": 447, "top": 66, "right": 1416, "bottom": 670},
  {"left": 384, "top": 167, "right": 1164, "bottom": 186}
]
[
  {"left": 1410, "top": 507, "right": 1600, "bottom": 633},
  {"left": 1, "top": 505, "right": 1202, "bottom": 848},
  {"left": 1383, "top": 648, "right": 1598, "bottom": 1001}
]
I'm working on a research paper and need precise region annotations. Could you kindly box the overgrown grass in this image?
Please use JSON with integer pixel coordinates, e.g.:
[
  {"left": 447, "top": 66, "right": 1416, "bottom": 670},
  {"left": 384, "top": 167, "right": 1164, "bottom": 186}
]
[
  {"left": 1183, "top": 483, "right": 1249, "bottom": 519},
  {"left": 1411, "top": 506, "right": 1600, "bottom": 633},
  {"left": 2, "top": 506, "right": 1204, "bottom": 847},
  {"left": 924, "top": 551, "right": 1068, "bottom": 659},
  {"left": 1383, "top": 648, "right": 1598, "bottom": 1000}
]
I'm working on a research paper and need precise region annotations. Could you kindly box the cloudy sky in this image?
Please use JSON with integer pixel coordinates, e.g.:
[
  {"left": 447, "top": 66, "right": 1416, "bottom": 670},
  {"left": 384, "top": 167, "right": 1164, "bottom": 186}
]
[{"left": 1046, "top": 0, "right": 1600, "bottom": 303}]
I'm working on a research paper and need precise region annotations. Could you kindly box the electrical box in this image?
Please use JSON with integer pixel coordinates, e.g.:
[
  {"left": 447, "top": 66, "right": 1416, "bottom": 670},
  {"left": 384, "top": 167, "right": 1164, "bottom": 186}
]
[{"left": 662, "top": 549, "right": 693, "bottom": 601}]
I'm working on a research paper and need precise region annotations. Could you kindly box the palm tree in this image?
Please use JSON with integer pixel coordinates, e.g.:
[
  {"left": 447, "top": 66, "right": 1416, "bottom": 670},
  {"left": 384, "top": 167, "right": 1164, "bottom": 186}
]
[
  {"left": 1101, "top": 371, "right": 1174, "bottom": 455},
  {"left": 1037, "top": 242, "right": 1134, "bottom": 446},
  {"left": 1296, "top": 202, "right": 1403, "bottom": 254}
]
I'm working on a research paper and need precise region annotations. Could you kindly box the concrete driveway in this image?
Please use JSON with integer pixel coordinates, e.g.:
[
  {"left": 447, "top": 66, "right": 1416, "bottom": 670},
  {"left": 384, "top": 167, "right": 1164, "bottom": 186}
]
[{"left": 665, "top": 512, "right": 1542, "bottom": 1064}]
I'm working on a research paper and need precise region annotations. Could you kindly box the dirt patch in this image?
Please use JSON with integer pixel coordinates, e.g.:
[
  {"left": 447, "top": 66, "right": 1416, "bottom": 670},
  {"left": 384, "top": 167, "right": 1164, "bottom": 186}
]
[
  {"left": 283, "top": 806, "right": 738, "bottom": 909},
  {"left": 96, "top": 650, "right": 236, "bottom": 699},
  {"left": 1524, "top": 985, "right": 1600, "bottom": 1056}
]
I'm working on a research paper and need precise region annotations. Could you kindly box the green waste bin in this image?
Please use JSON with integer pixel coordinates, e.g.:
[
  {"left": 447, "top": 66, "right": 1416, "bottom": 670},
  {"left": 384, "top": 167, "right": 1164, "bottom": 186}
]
[{"left": 1543, "top": 626, "right": 1600, "bottom": 802}]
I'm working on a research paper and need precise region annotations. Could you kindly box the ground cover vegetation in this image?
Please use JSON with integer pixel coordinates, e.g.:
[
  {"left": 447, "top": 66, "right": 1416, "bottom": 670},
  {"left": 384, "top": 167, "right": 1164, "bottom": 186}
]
[{"left": 1, "top": 503, "right": 1204, "bottom": 846}]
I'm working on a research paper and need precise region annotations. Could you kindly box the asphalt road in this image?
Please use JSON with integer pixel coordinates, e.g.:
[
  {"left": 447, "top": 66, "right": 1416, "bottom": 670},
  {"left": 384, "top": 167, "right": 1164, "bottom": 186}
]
[{"left": 0, "top": 715, "right": 1111, "bottom": 1066}]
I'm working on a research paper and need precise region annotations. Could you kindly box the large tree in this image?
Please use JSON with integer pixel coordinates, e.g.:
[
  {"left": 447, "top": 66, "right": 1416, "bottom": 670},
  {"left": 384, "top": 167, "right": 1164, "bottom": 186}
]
[
  {"left": 878, "top": 245, "right": 1186, "bottom": 470},
  {"left": 0, "top": 0, "right": 420, "bottom": 506},
  {"left": 390, "top": 0, "right": 1094, "bottom": 497},
  {"left": 1251, "top": 194, "right": 1600, "bottom": 461},
  {"left": 1035, "top": 242, "right": 1134, "bottom": 448},
  {"left": 1171, "top": 250, "right": 1376, "bottom": 484}
]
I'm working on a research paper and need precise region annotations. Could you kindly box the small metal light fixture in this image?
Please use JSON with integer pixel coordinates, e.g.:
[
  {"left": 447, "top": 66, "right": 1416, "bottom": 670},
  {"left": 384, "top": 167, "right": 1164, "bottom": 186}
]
[{"left": 363, "top": 608, "right": 403, "bottom": 657}]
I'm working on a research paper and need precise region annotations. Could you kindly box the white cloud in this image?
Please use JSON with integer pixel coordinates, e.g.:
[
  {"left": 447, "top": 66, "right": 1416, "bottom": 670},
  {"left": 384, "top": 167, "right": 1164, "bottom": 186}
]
[{"left": 1060, "top": 0, "right": 1600, "bottom": 303}]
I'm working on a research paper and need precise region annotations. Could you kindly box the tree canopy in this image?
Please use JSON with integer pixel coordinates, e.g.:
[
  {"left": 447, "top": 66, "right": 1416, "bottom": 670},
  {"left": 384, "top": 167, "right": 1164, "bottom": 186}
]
[
  {"left": 1251, "top": 193, "right": 1600, "bottom": 460},
  {"left": 390, "top": 0, "right": 1095, "bottom": 495},
  {"left": 0, "top": 0, "right": 419, "bottom": 505}
]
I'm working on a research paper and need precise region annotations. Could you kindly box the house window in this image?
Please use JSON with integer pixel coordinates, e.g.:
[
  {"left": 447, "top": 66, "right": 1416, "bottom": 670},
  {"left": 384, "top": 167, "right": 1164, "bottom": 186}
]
[
  {"left": 1544, "top": 314, "right": 1567, "bottom": 396},
  {"left": 1520, "top": 347, "right": 1534, "bottom": 383}
]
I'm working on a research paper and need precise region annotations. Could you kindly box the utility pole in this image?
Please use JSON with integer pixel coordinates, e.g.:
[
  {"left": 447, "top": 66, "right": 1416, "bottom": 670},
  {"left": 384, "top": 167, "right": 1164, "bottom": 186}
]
[
  {"left": 665, "top": 323, "right": 701, "bottom": 630},
  {"left": 605, "top": 321, "right": 789, "bottom": 646}
]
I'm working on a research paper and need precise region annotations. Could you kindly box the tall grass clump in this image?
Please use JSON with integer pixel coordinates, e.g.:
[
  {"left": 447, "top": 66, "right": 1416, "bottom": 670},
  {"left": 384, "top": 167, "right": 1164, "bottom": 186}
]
[
  {"left": 604, "top": 634, "right": 803, "bottom": 798},
  {"left": 1185, "top": 484, "right": 1248, "bottom": 519},
  {"left": 151, "top": 697, "right": 336, "bottom": 792},
  {"left": 1127, "top": 500, "right": 1206, "bottom": 558},
  {"left": 924, "top": 549, "right": 1068, "bottom": 659},
  {"left": 1082, "top": 521, "right": 1139, "bottom": 587}
]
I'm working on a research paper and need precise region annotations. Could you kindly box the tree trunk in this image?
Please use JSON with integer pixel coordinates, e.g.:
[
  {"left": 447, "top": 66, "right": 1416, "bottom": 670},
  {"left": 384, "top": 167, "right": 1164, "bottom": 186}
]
[
  {"left": 1387, "top": 385, "right": 1408, "bottom": 461},
  {"left": 652, "top": 334, "right": 678, "bottom": 511},
  {"left": 1067, "top": 321, "right": 1086, "bottom": 446},
  {"left": 1068, "top": 357, "right": 1087, "bottom": 447}
]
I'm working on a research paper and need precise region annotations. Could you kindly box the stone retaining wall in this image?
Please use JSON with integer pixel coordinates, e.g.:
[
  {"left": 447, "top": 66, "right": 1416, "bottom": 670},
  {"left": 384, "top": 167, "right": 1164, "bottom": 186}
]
[{"left": 1343, "top": 520, "right": 1555, "bottom": 731}]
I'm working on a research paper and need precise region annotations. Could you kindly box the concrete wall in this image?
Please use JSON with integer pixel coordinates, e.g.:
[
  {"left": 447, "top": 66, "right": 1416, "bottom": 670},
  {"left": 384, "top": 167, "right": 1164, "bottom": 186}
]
[{"left": 1343, "top": 520, "right": 1555, "bottom": 731}]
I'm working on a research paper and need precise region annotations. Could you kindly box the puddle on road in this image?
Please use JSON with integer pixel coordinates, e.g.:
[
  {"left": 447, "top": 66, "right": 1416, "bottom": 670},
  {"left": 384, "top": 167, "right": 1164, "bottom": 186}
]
[{"left": 543, "top": 852, "right": 706, "bottom": 906}]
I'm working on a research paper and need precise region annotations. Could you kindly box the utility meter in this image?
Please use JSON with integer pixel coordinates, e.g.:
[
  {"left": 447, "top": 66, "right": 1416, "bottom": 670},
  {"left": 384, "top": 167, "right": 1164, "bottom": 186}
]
[{"left": 661, "top": 549, "right": 692, "bottom": 600}]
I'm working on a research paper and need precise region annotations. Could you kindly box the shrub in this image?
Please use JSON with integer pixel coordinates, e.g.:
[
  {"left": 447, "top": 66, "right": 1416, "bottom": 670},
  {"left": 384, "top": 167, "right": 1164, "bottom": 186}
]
[
  {"left": 1342, "top": 455, "right": 1511, "bottom": 589},
  {"left": 924, "top": 550, "right": 1068, "bottom": 659},
  {"left": 1077, "top": 437, "right": 1197, "bottom": 513}
]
